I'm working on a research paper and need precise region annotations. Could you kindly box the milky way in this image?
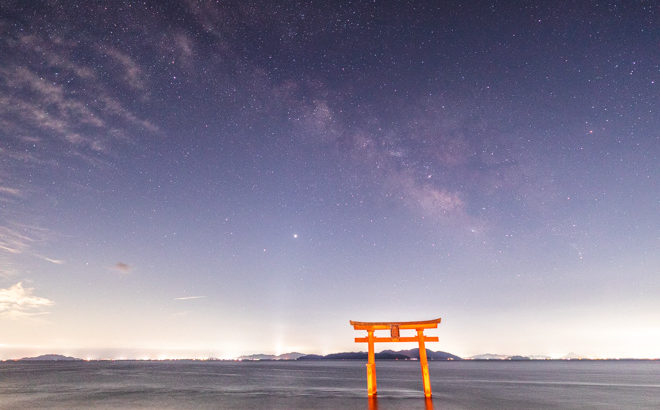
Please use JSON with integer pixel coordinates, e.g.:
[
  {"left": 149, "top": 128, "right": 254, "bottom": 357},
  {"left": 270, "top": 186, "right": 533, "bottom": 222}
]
[{"left": 0, "top": 1, "right": 658, "bottom": 359}]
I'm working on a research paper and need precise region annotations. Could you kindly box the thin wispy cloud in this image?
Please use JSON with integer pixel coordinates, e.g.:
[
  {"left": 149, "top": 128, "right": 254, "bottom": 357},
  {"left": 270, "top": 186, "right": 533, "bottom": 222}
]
[
  {"left": 0, "top": 221, "right": 67, "bottom": 266},
  {"left": 18, "top": 35, "right": 96, "bottom": 80},
  {"left": 36, "top": 255, "right": 65, "bottom": 265},
  {"left": 0, "top": 186, "right": 22, "bottom": 198},
  {"left": 0, "top": 223, "right": 38, "bottom": 278},
  {"left": 0, "top": 225, "right": 34, "bottom": 255},
  {"left": 174, "top": 296, "right": 206, "bottom": 301},
  {"left": 105, "top": 47, "right": 147, "bottom": 91},
  {"left": 0, "top": 33, "right": 159, "bottom": 170},
  {"left": 0, "top": 282, "right": 54, "bottom": 319},
  {"left": 0, "top": 223, "right": 58, "bottom": 258}
]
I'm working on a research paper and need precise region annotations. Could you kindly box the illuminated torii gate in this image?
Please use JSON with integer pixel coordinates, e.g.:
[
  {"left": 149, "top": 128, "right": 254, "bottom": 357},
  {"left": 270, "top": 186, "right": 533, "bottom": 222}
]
[{"left": 350, "top": 318, "right": 441, "bottom": 397}]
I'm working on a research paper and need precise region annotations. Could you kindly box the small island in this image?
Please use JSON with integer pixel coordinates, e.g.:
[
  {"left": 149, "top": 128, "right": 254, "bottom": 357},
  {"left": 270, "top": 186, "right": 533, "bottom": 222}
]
[{"left": 18, "top": 354, "right": 83, "bottom": 362}]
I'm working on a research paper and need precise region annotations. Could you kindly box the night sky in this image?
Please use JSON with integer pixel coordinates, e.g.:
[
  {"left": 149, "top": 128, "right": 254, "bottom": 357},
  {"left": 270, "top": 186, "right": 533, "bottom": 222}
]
[{"left": 1, "top": 1, "right": 658, "bottom": 360}]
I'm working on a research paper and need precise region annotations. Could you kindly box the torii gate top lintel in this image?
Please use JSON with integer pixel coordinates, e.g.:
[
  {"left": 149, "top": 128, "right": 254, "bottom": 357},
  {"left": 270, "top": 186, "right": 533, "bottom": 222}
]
[{"left": 350, "top": 317, "right": 441, "bottom": 330}]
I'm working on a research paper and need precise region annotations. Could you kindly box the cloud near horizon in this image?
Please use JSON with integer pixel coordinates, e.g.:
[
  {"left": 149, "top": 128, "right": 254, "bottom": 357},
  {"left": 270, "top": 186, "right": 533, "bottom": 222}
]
[{"left": 0, "top": 282, "right": 54, "bottom": 318}]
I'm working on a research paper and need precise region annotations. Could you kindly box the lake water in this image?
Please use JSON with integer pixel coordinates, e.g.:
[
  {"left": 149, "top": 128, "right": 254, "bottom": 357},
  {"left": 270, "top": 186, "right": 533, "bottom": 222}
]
[{"left": 1, "top": 360, "right": 659, "bottom": 409}]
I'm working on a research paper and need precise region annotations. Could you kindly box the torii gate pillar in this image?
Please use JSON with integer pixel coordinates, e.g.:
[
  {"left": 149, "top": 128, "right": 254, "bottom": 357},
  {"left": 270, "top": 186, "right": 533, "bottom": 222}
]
[{"left": 350, "top": 318, "right": 442, "bottom": 398}]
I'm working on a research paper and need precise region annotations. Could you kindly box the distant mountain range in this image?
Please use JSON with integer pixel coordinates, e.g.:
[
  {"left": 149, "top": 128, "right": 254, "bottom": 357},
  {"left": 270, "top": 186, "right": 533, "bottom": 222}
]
[
  {"left": 468, "top": 353, "right": 509, "bottom": 360},
  {"left": 238, "top": 352, "right": 306, "bottom": 361},
  {"left": 298, "top": 348, "right": 462, "bottom": 361},
  {"left": 19, "top": 354, "right": 82, "bottom": 361},
  {"left": 239, "top": 350, "right": 565, "bottom": 361},
  {"left": 230, "top": 350, "right": 575, "bottom": 362},
  {"left": 468, "top": 353, "right": 553, "bottom": 360},
  {"left": 8, "top": 352, "right": 599, "bottom": 362}
]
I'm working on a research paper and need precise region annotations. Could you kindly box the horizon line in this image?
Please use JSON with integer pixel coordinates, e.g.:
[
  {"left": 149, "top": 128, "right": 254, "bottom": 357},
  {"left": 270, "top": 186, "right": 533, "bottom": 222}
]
[{"left": 3, "top": 350, "right": 659, "bottom": 362}]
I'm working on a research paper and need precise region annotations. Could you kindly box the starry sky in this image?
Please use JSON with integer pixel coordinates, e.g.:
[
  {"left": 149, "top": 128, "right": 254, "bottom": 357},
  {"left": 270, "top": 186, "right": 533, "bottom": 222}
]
[{"left": 0, "top": 1, "right": 658, "bottom": 360}]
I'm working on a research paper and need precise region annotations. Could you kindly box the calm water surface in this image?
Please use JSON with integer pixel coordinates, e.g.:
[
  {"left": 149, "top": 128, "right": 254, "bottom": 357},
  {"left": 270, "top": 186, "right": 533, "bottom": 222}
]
[{"left": 1, "top": 360, "right": 659, "bottom": 409}]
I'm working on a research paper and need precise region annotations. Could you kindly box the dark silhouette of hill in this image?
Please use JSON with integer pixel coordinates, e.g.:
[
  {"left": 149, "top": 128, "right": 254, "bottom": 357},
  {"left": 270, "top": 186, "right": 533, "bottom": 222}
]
[
  {"left": 19, "top": 354, "right": 82, "bottom": 361},
  {"left": 238, "top": 352, "right": 305, "bottom": 361},
  {"left": 298, "top": 349, "right": 461, "bottom": 361}
]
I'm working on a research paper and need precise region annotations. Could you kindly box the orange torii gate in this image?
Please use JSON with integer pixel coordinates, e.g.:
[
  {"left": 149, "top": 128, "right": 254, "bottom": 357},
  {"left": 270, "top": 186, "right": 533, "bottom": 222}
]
[{"left": 350, "top": 318, "right": 442, "bottom": 397}]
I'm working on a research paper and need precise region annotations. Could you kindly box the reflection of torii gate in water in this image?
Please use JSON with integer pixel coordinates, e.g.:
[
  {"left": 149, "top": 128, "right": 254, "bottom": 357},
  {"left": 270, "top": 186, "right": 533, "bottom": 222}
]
[{"left": 350, "top": 318, "right": 442, "bottom": 398}]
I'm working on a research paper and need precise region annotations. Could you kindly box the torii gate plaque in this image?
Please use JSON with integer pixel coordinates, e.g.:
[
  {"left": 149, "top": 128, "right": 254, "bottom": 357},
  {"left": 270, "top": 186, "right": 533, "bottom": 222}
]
[{"left": 350, "top": 317, "right": 442, "bottom": 397}]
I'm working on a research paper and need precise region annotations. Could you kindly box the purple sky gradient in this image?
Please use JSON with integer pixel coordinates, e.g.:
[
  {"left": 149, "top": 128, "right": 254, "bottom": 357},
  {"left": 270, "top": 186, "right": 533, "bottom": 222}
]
[{"left": 0, "top": 1, "right": 658, "bottom": 359}]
